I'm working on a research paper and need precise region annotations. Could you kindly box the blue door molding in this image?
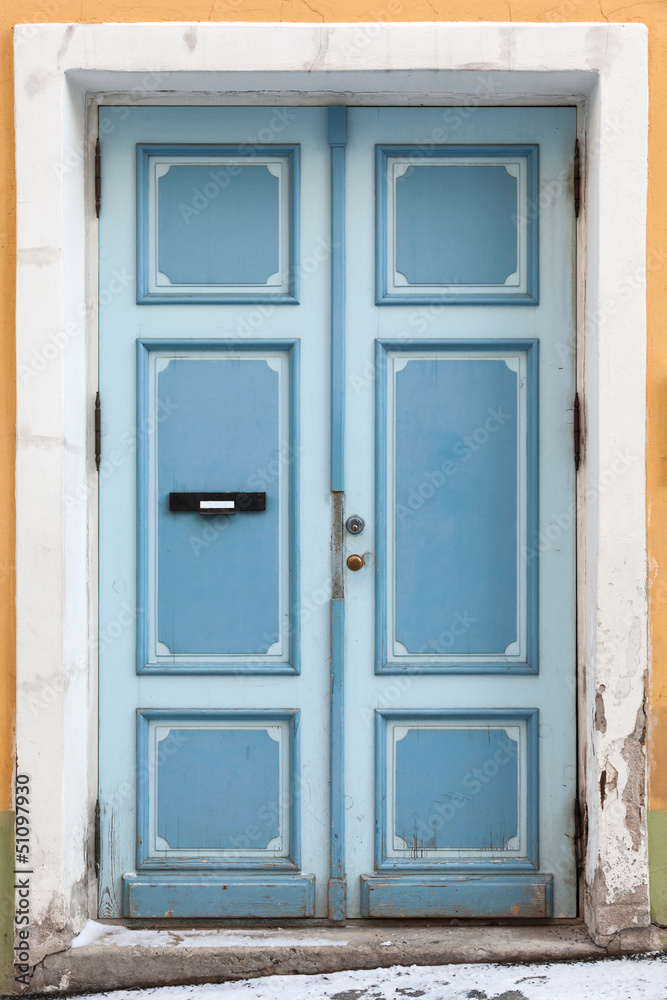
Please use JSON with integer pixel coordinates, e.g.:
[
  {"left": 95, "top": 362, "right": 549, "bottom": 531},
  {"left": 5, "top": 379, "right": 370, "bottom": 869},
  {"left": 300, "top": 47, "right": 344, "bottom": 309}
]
[
  {"left": 136, "top": 338, "right": 301, "bottom": 675},
  {"left": 374, "top": 339, "right": 539, "bottom": 675}
]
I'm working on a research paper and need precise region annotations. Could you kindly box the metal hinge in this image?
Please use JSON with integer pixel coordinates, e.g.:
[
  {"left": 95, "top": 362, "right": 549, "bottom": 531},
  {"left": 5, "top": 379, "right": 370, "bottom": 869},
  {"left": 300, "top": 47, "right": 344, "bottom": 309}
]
[
  {"left": 574, "top": 140, "right": 581, "bottom": 218},
  {"left": 95, "top": 392, "right": 101, "bottom": 472},
  {"left": 94, "top": 799, "right": 101, "bottom": 878},
  {"left": 574, "top": 392, "right": 581, "bottom": 470},
  {"left": 95, "top": 139, "right": 101, "bottom": 219}
]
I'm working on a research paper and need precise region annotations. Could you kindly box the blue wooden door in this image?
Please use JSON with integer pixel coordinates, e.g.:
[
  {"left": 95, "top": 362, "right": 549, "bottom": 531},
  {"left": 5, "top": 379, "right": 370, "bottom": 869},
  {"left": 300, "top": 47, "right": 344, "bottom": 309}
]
[
  {"left": 343, "top": 107, "right": 577, "bottom": 919},
  {"left": 98, "top": 107, "right": 332, "bottom": 918},
  {"left": 98, "top": 105, "right": 577, "bottom": 920}
]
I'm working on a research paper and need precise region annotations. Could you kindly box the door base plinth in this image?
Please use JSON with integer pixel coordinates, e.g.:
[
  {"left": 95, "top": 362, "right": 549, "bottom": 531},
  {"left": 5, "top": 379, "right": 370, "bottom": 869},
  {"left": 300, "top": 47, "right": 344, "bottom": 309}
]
[
  {"left": 122, "top": 873, "right": 315, "bottom": 919},
  {"left": 360, "top": 874, "right": 553, "bottom": 918}
]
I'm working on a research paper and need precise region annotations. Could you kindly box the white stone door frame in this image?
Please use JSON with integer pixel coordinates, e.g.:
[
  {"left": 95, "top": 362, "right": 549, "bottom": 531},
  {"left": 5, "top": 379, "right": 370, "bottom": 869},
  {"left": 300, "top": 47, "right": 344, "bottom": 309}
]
[{"left": 14, "top": 21, "right": 649, "bottom": 961}]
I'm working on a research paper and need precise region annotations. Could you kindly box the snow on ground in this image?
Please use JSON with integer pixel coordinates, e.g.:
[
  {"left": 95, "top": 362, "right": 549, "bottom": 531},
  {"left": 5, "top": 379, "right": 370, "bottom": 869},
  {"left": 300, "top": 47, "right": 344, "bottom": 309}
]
[
  {"left": 71, "top": 922, "right": 349, "bottom": 950},
  {"left": 73, "top": 955, "right": 667, "bottom": 1000}
]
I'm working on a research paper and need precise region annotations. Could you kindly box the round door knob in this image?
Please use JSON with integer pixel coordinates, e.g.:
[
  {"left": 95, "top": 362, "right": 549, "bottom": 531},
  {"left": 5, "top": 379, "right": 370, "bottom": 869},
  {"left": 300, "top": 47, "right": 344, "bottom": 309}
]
[{"left": 346, "top": 554, "right": 364, "bottom": 571}]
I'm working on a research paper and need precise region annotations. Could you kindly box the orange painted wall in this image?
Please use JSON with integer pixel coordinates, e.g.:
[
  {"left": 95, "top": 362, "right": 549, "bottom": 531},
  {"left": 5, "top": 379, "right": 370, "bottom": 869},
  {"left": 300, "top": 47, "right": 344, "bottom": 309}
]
[{"left": 1, "top": 0, "right": 666, "bottom": 911}]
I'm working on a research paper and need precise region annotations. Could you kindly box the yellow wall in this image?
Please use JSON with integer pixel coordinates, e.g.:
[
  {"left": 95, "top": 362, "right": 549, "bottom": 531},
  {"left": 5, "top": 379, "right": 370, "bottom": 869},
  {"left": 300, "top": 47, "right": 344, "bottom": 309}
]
[{"left": 1, "top": 0, "right": 666, "bottom": 951}]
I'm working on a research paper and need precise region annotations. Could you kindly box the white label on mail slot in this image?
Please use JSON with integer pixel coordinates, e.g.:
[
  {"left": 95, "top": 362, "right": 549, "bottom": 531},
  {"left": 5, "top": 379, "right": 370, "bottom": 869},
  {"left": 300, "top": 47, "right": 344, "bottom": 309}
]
[{"left": 199, "top": 500, "right": 235, "bottom": 510}]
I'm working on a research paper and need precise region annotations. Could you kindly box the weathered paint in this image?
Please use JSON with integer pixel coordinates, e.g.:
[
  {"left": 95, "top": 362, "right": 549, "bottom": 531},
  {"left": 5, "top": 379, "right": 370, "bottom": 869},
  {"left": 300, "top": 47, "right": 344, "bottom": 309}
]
[
  {"left": 123, "top": 874, "right": 316, "bottom": 918},
  {"left": 360, "top": 874, "right": 553, "bottom": 918}
]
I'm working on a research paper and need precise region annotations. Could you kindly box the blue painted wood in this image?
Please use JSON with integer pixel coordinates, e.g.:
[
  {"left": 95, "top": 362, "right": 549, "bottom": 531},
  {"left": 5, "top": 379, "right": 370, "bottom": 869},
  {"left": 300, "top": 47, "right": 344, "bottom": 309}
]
[
  {"left": 375, "top": 144, "right": 539, "bottom": 304},
  {"left": 100, "top": 104, "right": 577, "bottom": 920},
  {"left": 374, "top": 709, "right": 539, "bottom": 872},
  {"left": 375, "top": 339, "right": 539, "bottom": 675},
  {"left": 157, "top": 163, "right": 280, "bottom": 285},
  {"left": 394, "top": 727, "right": 519, "bottom": 851},
  {"left": 328, "top": 597, "right": 346, "bottom": 919},
  {"left": 100, "top": 107, "right": 329, "bottom": 918},
  {"left": 123, "top": 873, "right": 316, "bottom": 918},
  {"left": 157, "top": 728, "right": 280, "bottom": 850},
  {"left": 396, "top": 165, "right": 518, "bottom": 285},
  {"left": 327, "top": 106, "right": 348, "bottom": 919},
  {"left": 137, "top": 709, "right": 301, "bottom": 870},
  {"left": 137, "top": 339, "right": 301, "bottom": 674},
  {"left": 136, "top": 144, "right": 300, "bottom": 304},
  {"left": 157, "top": 358, "right": 280, "bottom": 655},
  {"left": 395, "top": 357, "right": 518, "bottom": 654},
  {"left": 360, "top": 874, "right": 553, "bottom": 918},
  {"left": 328, "top": 107, "right": 347, "bottom": 491}
]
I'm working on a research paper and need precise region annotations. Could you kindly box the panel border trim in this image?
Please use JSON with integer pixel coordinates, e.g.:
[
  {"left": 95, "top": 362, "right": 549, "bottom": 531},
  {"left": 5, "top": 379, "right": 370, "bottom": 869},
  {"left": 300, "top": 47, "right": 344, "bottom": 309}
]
[
  {"left": 374, "top": 708, "right": 540, "bottom": 872},
  {"left": 375, "top": 144, "right": 539, "bottom": 305},
  {"left": 135, "top": 708, "right": 301, "bottom": 871},
  {"left": 136, "top": 143, "right": 301, "bottom": 305},
  {"left": 374, "top": 338, "right": 539, "bottom": 675},
  {"left": 136, "top": 338, "right": 300, "bottom": 675}
]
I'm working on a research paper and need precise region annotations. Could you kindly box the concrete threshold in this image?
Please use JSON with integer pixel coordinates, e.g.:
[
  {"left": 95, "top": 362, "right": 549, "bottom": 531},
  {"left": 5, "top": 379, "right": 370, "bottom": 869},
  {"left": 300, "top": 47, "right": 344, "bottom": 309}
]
[{"left": 27, "top": 921, "right": 667, "bottom": 996}]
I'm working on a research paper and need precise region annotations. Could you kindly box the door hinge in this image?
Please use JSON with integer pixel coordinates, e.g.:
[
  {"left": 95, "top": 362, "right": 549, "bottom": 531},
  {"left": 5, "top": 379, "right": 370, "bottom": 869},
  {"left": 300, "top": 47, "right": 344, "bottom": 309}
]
[
  {"left": 574, "top": 139, "right": 581, "bottom": 218},
  {"left": 95, "top": 139, "right": 101, "bottom": 219},
  {"left": 94, "top": 799, "right": 101, "bottom": 878},
  {"left": 574, "top": 392, "right": 581, "bottom": 470},
  {"left": 95, "top": 392, "right": 101, "bottom": 472}
]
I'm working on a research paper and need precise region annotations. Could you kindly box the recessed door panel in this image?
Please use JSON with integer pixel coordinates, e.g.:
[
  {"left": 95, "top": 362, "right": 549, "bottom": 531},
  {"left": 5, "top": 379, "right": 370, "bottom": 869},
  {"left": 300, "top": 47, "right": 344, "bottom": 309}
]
[
  {"left": 136, "top": 343, "right": 298, "bottom": 672},
  {"left": 377, "top": 343, "right": 537, "bottom": 671}
]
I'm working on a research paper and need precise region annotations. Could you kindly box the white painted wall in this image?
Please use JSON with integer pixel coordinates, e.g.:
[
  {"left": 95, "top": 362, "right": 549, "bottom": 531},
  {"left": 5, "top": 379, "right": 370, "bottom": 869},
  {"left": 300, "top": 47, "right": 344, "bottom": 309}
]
[{"left": 13, "top": 20, "right": 649, "bottom": 962}]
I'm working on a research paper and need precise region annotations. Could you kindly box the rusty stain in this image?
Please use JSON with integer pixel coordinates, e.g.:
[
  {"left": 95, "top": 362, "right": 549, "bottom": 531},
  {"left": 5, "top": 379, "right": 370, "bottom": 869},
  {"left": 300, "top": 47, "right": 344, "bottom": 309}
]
[{"left": 332, "top": 491, "right": 344, "bottom": 599}]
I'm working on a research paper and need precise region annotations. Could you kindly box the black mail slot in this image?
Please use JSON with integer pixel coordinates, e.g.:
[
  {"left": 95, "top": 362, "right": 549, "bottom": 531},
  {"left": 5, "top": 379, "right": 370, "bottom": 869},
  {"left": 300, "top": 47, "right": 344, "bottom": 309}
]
[{"left": 169, "top": 492, "right": 266, "bottom": 515}]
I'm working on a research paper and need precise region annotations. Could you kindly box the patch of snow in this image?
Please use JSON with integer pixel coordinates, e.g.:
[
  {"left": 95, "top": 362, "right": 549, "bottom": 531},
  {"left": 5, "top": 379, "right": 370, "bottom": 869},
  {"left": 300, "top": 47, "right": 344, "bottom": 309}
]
[
  {"left": 71, "top": 922, "right": 349, "bottom": 950},
  {"left": 72, "top": 956, "right": 667, "bottom": 1000},
  {"left": 71, "top": 922, "right": 112, "bottom": 949}
]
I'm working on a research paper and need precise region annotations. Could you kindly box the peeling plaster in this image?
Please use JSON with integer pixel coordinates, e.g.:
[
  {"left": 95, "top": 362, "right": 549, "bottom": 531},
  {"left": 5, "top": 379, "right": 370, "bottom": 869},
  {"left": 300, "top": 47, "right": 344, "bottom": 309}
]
[
  {"left": 601, "top": 762, "right": 618, "bottom": 807},
  {"left": 622, "top": 702, "right": 647, "bottom": 852},
  {"left": 596, "top": 685, "right": 607, "bottom": 734}
]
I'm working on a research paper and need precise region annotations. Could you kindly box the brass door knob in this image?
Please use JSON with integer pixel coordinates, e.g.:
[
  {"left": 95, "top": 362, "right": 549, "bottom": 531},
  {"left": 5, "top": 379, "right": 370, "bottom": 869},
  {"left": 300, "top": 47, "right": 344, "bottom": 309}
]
[{"left": 347, "top": 554, "right": 364, "bottom": 571}]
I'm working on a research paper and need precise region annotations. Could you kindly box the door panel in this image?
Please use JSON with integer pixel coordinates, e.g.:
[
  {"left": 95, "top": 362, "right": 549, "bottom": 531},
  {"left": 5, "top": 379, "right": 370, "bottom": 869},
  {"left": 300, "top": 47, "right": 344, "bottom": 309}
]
[
  {"left": 99, "top": 103, "right": 577, "bottom": 921},
  {"left": 344, "top": 107, "right": 576, "bottom": 918},
  {"left": 137, "top": 143, "right": 299, "bottom": 303},
  {"left": 139, "top": 341, "right": 298, "bottom": 672},
  {"left": 377, "top": 341, "right": 536, "bottom": 670},
  {"left": 98, "top": 106, "right": 330, "bottom": 918}
]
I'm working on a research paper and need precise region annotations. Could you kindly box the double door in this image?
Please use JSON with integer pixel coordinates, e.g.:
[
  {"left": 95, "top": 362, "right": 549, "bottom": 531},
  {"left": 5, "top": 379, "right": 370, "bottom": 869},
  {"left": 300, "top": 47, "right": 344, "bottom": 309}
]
[{"left": 98, "top": 104, "right": 577, "bottom": 919}]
